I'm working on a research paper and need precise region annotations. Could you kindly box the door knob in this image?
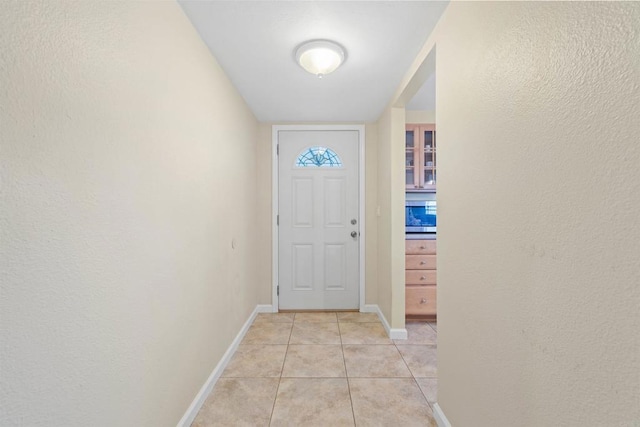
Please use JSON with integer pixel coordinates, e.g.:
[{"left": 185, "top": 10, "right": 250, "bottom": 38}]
[
  {"left": 351, "top": 219, "right": 357, "bottom": 225},
  {"left": 351, "top": 231, "right": 358, "bottom": 238}
]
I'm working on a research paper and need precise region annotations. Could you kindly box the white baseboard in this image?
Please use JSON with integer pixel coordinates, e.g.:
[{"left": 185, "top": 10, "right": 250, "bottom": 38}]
[
  {"left": 255, "top": 304, "right": 276, "bottom": 313},
  {"left": 176, "top": 304, "right": 270, "bottom": 427},
  {"left": 433, "top": 403, "right": 452, "bottom": 427},
  {"left": 360, "top": 304, "right": 379, "bottom": 314},
  {"left": 390, "top": 327, "right": 408, "bottom": 340},
  {"left": 361, "top": 304, "right": 407, "bottom": 340}
]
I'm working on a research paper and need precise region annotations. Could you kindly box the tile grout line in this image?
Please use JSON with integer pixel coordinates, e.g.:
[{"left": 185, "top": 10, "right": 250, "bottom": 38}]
[
  {"left": 393, "top": 338, "right": 416, "bottom": 380},
  {"left": 338, "top": 315, "right": 358, "bottom": 426},
  {"left": 427, "top": 322, "right": 437, "bottom": 335},
  {"left": 267, "top": 315, "right": 295, "bottom": 426},
  {"left": 395, "top": 323, "right": 438, "bottom": 413}
]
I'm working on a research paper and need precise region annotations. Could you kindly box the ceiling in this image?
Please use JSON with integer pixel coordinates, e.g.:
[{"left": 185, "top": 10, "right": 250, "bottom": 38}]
[
  {"left": 406, "top": 71, "right": 435, "bottom": 111},
  {"left": 178, "top": 1, "right": 447, "bottom": 123}
]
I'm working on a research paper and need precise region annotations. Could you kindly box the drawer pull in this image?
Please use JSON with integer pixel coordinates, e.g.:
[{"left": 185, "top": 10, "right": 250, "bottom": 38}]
[{"left": 420, "top": 298, "right": 427, "bottom": 304}]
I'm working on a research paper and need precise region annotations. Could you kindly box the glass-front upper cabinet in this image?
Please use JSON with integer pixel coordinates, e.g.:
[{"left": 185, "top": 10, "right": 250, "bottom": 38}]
[
  {"left": 406, "top": 124, "right": 436, "bottom": 190},
  {"left": 405, "top": 127, "right": 416, "bottom": 188}
]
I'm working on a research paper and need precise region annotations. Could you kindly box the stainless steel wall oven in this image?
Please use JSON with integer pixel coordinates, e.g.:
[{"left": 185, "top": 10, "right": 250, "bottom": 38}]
[{"left": 405, "top": 200, "right": 436, "bottom": 233}]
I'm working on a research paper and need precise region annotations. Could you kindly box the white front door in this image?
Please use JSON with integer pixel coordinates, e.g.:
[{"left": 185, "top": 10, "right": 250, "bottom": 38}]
[{"left": 278, "top": 130, "right": 360, "bottom": 310}]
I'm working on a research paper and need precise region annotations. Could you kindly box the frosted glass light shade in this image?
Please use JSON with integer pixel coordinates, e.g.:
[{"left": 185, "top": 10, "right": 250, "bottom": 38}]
[{"left": 295, "top": 40, "right": 346, "bottom": 78}]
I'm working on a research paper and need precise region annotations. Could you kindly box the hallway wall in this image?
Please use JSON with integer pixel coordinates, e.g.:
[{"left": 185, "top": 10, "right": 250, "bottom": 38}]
[
  {"left": 0, "top": 1, "right": 260, "bottom": 425},
  {"left": 431, "top": 2, "right": 640, "bottom": 426},
  {"left": 405, "top": 110, "right": 436, "bottom": 124},
  {"left": 375, "top": 107, "right": 406, "bottom": 329}
]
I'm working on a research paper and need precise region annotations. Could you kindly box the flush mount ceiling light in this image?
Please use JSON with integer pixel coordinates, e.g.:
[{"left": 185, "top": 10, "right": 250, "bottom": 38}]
[{"left": 295, "top": 40, "right": 346, "bottom": 78}]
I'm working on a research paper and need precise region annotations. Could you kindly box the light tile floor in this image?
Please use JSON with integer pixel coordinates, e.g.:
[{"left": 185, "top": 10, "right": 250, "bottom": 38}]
[{"left": 192, "top": 312, "right": 437, "bottom": 427}]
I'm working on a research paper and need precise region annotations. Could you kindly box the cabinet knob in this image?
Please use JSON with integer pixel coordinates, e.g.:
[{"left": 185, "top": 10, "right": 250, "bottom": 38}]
[
  {"left": 419, "top": 246, "right": 426, "bottom": 250},
  {"left": 420, "top": 276, "right": 426, "bottom": 280},
  {"left": 420, "top": 261, "right": 426, "bottom": 265},
  {"left": 420, "top": 298, "right": 427, "bottom": 304}
]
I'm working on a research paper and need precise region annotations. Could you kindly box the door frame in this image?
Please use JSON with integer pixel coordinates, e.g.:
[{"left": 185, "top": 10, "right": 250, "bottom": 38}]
[{"left": 272, "top": 124, "right": 366, "bottom": 312}]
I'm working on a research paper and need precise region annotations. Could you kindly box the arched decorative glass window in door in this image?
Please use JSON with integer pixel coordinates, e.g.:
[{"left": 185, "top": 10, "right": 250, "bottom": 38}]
[{"left": 295, "top": 146, "right": 343, "bottom": 168}]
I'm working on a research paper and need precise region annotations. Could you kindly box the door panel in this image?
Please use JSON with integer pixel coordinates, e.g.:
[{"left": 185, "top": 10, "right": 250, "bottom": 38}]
[
  {"left": 292, "top": 178, "right": 314, "bottom": 227},
  {"left": 278, "top": 130, "right": 359, "bottom": 310},
  {"left": 323, "top": 177, "right": 346, "bottom": 227},
  {"left": 291, "top": 178, "right": 313, "bottom": 227},
  {"left": 292, "top": 244, "right": 313, "bottom": 290},
  {"left": 324, "top": 243, "right": 346, "bottom": 290}
]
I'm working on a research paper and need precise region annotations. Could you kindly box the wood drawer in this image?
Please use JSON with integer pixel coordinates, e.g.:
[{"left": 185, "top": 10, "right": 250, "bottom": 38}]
[
  {"left": 406, "top": 286, "right": 437, "bottom": 316},
  {"left": 405, "top": 239, "right": 436, "bottom": 255},
  {"left": 406, "top": 254, "right": 436, "bottom": 270},
  {"left": 405, "top": 270, "right": 437, "bottom": 285}
]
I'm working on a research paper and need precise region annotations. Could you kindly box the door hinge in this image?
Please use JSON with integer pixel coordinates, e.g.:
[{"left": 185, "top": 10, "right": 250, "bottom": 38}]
[
  {"left": 276, "top": 144, "right": 279, "bottom": 155},
  {"left": 277, "top": 285, "right": 279, "bottom": 296},
  {"left": 277, "top": 214, "right": 279, "bottom": 226}
]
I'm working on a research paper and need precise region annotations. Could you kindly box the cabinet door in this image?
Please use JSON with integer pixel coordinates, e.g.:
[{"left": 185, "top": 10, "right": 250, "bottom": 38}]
[
  {"left": 420, "top": 125, "right": 436, "bottom": 190},
  {"left": 406, "top": 124, "right": 437, "bottom": 190},
  {"left": 405, "top": 125, "right": 420, "bottom": 189}
]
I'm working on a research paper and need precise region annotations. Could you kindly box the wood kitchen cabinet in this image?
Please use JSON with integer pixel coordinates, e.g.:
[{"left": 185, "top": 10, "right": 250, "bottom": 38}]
[
  {"left": 405, "top": 239, "right": 437, "bottom": 320},
  {"left": 406, "top": 124, "right": 436, "bottom": 190}
]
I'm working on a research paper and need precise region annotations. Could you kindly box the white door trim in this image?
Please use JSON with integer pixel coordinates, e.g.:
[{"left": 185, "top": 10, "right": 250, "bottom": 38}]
[{"left": 272, "top": 124, "right": 366, "bottom": 312}]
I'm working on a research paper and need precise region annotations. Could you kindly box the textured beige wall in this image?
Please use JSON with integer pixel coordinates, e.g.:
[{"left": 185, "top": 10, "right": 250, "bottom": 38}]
[
  {"left": 256, "top": 124, "right": 274, "bottom": 304},
  {"left": 433, "top": 2, "right": 640, "bottom": 426},
  {"left": 0, "top": 1, "right": 260, "bottom": 425},
  {"left": 255, "top": 123, "right": 379, "bottom": 306},
  {"left": 375, "top": 110, "right": 392, "bottom": 321},
  {"left": 375, "top": 107, "right": 406, "bottom": 328},
  {"left": 364, "top": 123, "right": 379, "bottom": 305},
  {"left": 405, "top": 110, "right": 435, "bottom": 124}
]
